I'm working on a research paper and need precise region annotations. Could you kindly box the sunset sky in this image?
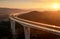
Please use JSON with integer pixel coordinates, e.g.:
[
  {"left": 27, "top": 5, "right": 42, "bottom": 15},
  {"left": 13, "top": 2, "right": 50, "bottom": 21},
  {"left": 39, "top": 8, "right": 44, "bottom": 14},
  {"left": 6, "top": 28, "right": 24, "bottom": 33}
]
[{"left": 0, "top": 0, "right": 60, "bottom": 10}]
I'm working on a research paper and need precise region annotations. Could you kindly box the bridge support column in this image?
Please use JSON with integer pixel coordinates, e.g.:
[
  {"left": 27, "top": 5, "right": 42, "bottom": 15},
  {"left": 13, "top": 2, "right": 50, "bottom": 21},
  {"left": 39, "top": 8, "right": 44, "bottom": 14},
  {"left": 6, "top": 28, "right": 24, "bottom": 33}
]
[
  {"left": 11, "top": 20, "right": 17, "bottom": 39},
  {"left": 21, "top": 24, "right": 30, "bottom": 39},
  {"left": 21, "top": 23, "right": 30, "bottom": 39},
  {"left": 24, "top": 26, "right": 30, "bottom": 39}
]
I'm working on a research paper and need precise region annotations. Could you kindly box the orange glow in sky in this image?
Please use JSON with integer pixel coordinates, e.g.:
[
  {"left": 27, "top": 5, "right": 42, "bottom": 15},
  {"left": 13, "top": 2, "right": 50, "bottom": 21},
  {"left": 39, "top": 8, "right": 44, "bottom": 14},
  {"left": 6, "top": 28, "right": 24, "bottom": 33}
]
[
  {"left": 51, "top": 3, "right": 60, "bottom": 11},
  {"left": 0, "top": 0, "right": 60, "bottom": 11}
]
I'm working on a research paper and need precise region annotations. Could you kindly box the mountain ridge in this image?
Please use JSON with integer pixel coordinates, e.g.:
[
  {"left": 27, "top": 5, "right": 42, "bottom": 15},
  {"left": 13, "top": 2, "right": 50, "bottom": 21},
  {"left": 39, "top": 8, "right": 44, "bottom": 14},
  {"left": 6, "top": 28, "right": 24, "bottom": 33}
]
[{"left": 0, "top": 8, "right": 24, "bottom": 21}]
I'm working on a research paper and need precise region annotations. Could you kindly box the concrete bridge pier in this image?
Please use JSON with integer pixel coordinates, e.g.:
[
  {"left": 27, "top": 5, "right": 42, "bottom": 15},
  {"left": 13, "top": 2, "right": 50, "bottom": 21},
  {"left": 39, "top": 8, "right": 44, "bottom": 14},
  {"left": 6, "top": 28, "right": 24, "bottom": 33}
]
[
  {"left": 10, "top": 20, "right": 30, "bottom": 39},
  {"left": 24, "top": 26, "right": 30, "bottom": 39},
  {"left": 21, "top": 23, "right": 30, "bottom": 39},
  {"left": 10, "top": 20, "right": 17, "bottom": 39}
]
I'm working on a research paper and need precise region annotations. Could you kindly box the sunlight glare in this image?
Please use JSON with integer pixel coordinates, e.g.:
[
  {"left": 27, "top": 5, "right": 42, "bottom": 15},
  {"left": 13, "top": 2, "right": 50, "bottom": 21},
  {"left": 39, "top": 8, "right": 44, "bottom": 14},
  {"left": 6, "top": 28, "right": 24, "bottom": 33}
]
[{"left": 51, "top": 3, "right": 59, "bottom": 11}]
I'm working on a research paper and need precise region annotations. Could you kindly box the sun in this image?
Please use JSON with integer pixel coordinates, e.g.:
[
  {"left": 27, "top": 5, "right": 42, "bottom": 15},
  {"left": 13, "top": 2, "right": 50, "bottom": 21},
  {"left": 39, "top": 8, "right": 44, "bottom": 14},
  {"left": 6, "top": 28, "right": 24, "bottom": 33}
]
[
  {"left": 53, "top": 3, "right": 59, "bottom": 9},
  {"left": 51, "top": 3, "right": 59, "bottom": 11}
]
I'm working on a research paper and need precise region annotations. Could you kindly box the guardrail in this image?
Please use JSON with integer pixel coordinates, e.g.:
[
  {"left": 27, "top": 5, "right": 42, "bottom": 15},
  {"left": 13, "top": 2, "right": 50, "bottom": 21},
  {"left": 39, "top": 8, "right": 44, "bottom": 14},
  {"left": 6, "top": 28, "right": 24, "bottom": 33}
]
[{"left": 9, "top": 12, "right": 60, "bottom": 39}]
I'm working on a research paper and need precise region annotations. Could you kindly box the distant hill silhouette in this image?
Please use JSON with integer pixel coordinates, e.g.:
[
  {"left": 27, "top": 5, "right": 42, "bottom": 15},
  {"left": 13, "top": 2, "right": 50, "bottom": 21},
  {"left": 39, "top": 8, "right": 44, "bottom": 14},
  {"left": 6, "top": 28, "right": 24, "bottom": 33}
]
[
  {"left": 18, "top": 10, "right": 60, "bottom": 26},
  {"left": 28, "top": 11, "right": 41, "bottom": 13},
  {"left": 0, "top": 8, "right": 24, "bottom": 21},
  {"left": 0, "top": 8, "right": 24, "bottom": 14}
]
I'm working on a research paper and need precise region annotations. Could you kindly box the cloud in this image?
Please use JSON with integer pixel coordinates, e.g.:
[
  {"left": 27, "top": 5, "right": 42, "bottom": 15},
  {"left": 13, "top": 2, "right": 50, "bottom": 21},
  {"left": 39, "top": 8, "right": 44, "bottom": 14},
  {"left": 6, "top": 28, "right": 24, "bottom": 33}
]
[
  {"left": 0, "top": 0, "right": 41, "bottom": 2},
  {"left": 0, "top": 0, "right": 58, "bottom": 4},
  {"left": 0, "top": 0, "right": 58, "bottom": 2}
]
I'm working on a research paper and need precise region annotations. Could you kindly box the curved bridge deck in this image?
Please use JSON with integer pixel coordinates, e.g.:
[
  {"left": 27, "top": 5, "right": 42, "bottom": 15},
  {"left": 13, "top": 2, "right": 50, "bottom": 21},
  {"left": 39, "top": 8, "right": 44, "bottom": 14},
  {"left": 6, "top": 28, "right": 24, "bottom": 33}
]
[{"left": 10, "top": 11, "right": 60, "bottom": 39}]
